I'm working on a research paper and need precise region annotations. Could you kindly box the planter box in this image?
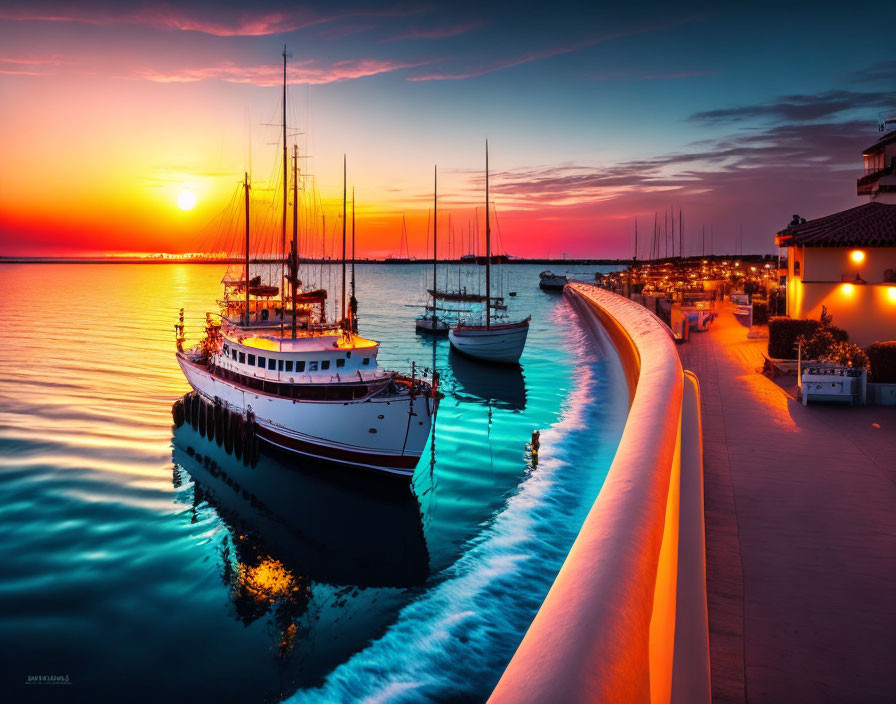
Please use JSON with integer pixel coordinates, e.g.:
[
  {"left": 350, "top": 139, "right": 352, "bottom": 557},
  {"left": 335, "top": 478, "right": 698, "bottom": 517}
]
[
  {"left": 868, "top": 382, "right": 896, "bottom": 406},
  {"left": 801, "top": 365, "right": 867, "bottom": 406}
]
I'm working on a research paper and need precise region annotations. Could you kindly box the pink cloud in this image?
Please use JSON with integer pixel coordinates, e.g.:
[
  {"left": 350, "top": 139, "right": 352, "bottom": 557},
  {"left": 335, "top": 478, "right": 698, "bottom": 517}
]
[
  {"left": 0, "top": 4, "right": 333, "bottom": 37},
  {"left": 0, "top": 54, "right": 70, "bottom": 66},
  {"left": 139, "top": 58, "right": 429, "bottom": 86}
]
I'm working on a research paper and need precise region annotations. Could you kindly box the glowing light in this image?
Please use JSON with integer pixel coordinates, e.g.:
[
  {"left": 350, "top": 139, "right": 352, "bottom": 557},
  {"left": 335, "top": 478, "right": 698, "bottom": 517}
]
[
  {"left": 177, "top": 189, "right": 197, "bottom": 211},
  {"left": 850, "top": 250, "right": 865, "bottom": 263},
  {"left": 888, "top": 287, "right": 896, "bottom": 302},
  {"left": 842, "top": 283, "right": 854, "bottom": 295}
]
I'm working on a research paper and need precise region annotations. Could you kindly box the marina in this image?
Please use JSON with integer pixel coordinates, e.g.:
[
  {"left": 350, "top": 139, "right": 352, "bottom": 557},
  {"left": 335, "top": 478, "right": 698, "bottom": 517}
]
[{"left": 2, "top": 4, "right": 894, "bottom": 703}]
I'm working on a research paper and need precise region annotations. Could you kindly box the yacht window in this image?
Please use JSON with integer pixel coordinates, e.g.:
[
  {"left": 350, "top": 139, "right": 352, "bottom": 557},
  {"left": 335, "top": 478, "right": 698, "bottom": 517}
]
[
  {"left": 258, "top": 356, "right": 266, "bottom": 368},
  {"left": 239, "top": 352, "right": 245, "bottom": 364},
  {"left": 309, "top": 361, "right": 318, "bottom": 372},
  {"left": 268, "top": 358, "right": 276, "bottom": 370},
  {"left": 295, "top": 361, "right": 305, "bottom": 372},
  {"left": 321, "top": 360, "right": 330, "bottom": 370},
  {"left": 285, "top": 360, "right": 293, "bottom": 372},
  {"left": 362, "top": 357, "right": 370, "bottom": 366},
  {"left": 278, "top": 360, "right": 284, "bottom": 371},
  {"left": 231, "top": 349, "right": 237, "bottom": 361},
  {"left": 336, "top": 358, "right": 345, "bottom": 368},
  {"left": 346, "top": 351, "right": 352, "bottom": 358},
  {"left": 248, "top": 354, "right": 256, "bottom": 366},
  {"left": 223, "top": 343, "right": 228, "bottom": 354}
]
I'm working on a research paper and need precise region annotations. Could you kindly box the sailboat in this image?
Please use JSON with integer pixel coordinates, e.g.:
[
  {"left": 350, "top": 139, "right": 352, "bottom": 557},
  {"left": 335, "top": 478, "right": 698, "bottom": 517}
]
[
  {"left": 384, "top": 213, "right": 412, "bottom": 262},
  {"left": 416, "top": 166, "right": 449, "bottom": 335},
  {"left": 175, "top": 48, "right": 437, "bottom": 478},
  {"left": 448, "top": 142, "right": 530, "bottom": 364}
]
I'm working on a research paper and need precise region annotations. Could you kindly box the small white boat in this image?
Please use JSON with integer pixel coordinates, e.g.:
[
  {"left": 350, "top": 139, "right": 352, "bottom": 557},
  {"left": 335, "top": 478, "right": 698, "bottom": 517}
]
[
  {"left": 449, "top": 316, "right": 530, "bottom": 364},
  {"left": 448, "top": 141, "right": 530, "bottom": 365},
  {"left": 539, "top": 270, "right": 568, "bottom": 291},
  {"left": 416, "top": 166, "right": 450, "bottom": 337},
  {"left": 415, "top": 313, "right": 449, "bottom": 335}
]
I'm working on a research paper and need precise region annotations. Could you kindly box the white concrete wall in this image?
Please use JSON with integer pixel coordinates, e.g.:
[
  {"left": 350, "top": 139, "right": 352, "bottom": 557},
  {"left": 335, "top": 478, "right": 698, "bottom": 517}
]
[{"left": 488, "top": 284, "right": 709, "bottom": 704}]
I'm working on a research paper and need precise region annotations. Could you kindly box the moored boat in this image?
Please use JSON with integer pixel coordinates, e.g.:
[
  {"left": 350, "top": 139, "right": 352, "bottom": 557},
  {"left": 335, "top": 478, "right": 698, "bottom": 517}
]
[
  {"left": 448, "top": 142, "right": 530, "bottom": 365},
  {"left": 416, "top": 166, "right": 449, "bottom": 336},
  {"left": 539, "top": 270, "right": 568, "bottom": 291},
  {"left": 175, "top": 49, "right": 437, "bottom": 478}
]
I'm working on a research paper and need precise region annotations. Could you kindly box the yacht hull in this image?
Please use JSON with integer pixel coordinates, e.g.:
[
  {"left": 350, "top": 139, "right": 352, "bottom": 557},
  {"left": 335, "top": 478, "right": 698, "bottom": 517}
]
[
  {"left": 448, "top": 318, "right": 530, "bottom": 364},
  {"left": 177, "top": 356, "right": 433, "bottom": 477}
]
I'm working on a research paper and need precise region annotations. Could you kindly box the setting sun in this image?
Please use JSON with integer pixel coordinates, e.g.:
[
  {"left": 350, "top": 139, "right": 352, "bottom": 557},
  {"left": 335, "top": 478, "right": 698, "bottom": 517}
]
[{"left": 177, "top": 189, "right": 197, "bottom": 211}]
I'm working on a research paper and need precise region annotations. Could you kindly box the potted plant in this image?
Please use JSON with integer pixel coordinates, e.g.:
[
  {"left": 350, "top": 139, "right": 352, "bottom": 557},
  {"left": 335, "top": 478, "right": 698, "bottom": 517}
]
[{"left": 799, "top": 333, "right": 869, "bottom": 406}]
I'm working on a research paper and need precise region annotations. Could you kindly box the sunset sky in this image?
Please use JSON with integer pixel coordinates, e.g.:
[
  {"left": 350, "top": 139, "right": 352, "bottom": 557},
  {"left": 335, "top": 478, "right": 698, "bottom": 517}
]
[{"left": 0, "top": 1, "right": 892, "bottom": 258}]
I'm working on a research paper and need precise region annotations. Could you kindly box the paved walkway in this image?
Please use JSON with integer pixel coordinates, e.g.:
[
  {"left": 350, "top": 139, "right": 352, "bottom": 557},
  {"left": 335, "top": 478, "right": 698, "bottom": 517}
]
[{"left": 678, "top": 305, "right": 896, "bottom": 704}]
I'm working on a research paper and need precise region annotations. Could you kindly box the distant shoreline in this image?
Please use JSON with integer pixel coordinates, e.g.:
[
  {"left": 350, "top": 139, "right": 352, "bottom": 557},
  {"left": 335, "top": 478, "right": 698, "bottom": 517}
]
[{"left": 0, "top": 254, "right": 772, "bottom": 266}]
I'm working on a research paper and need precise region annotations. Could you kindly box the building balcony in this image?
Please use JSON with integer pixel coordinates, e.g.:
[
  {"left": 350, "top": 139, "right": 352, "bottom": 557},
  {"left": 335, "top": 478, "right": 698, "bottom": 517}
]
[{"left": 858, "top": 162, "right": 895, "bottom": 195}]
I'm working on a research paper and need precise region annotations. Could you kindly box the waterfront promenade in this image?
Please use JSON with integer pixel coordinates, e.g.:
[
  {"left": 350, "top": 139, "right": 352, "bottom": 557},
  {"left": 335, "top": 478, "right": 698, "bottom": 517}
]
[{"left": 678, "top": 306, "right": 896, "bottom": 703}]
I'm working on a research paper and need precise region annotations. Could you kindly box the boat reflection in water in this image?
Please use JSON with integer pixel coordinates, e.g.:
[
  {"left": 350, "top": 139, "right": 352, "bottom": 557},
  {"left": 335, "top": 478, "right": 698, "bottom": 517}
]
[
  {"left": 448, "top": 346, "right": 527, "bottom": 411},
  {"left": 171, "top": 408, "right": 429, "bottom": 670}
]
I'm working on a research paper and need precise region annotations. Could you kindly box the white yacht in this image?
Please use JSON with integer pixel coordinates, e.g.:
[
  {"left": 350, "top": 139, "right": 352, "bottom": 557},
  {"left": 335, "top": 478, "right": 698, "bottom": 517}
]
[{"left": 176, "top": 50, "right": 437, "bottom": 478}]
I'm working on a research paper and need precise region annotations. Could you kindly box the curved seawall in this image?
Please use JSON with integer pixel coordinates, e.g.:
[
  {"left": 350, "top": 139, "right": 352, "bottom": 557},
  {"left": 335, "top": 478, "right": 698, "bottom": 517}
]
[{"left": 490, "top": 283, "right": 710, "bottom": 704}]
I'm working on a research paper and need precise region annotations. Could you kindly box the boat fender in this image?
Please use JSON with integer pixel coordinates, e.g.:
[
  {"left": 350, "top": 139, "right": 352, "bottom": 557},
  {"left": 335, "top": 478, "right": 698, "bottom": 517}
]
[
  {"left": 205, "top": 398, "right": 214, "bottom": 440},
  {"left": 214, "top": 401, "right": 223, "bottom": 447},
  {"left": 223, "top": 410, "right": 234, "bottom": 455},
  {"left": 233, "top": 415, "right": 243, "bottom": 461},
  {"left": 172, "top": 398, "right": 185, "bottom": 428},
  {"left": 198, "top": 398, "right": 207, "bottom": 438}
]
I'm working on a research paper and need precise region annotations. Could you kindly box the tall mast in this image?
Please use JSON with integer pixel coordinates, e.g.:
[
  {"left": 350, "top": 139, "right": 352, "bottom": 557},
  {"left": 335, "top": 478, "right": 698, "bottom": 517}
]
[
  {"left": 351, "top": 188, "right": 356, "bottom": 300},
  {"left": 244, "top": 171, "right": 250, "bottom": 325},
  {"left": 634, "top": 218, "right": 638, "bottom": 261},
  {"left": 281, "top": 46, "right": 288, "bottom": 308},
  {"left": 291, "top": 144, "right": 298, "bottom": 339},
  {"left": 485, "top": 140, "right": 491, "bottom": 329},
  {"left": 341, "top": 155, "right": 346, "bottom": 327},
  {"left": 350, "top": 187, "right": 357, "bottom": 332},
  {"left": 433, "top": 165, "right": 438, "bottom": 323},
  {"left": 679, "top": 208, "right": 683, "bottom": 259}
]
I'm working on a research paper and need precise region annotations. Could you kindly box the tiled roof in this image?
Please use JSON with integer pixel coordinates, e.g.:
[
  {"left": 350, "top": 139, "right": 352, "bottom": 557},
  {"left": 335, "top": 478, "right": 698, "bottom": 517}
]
[{"left": 775, "top": 202, "right": 896, "bottom": 247}]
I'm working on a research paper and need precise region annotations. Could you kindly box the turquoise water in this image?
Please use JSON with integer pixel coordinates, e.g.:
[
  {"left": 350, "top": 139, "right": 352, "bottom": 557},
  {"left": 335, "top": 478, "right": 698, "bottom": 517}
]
[{"left": 0, "top": 263, "right": 627, "bottom": 703}]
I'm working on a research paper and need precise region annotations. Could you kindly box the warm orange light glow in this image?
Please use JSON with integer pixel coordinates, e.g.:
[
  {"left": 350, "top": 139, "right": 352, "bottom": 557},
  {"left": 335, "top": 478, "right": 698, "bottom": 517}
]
[
  {"left": 177, "top": 189, "right": 197, "bottom": 211},
  {"left": 841, "top": 283, "right": 854, "bottom": 295},
  {"left": 888, "top": 287, "right": 896, "bottom": 303},
  {"left": 850, "top": 250, "right": 865, "bottom": 264}
]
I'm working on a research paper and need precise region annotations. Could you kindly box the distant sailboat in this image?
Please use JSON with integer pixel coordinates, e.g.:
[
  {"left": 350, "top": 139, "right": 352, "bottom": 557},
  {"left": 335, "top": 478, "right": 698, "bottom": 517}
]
[
  {"left": 416, "top": 166, "right": 449, "bottom": 335},
  {"left": 384, "top": 214, "right": 412, "bottom": 262},
  {"left": 448, "top": 142, "right": 530, "bottom": 365}
]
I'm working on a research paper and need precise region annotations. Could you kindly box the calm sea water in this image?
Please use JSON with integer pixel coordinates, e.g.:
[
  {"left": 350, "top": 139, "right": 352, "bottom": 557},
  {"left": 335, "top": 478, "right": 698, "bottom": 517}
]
[{"left": 0, "top": 263, "right": 627, "bottom": 703}]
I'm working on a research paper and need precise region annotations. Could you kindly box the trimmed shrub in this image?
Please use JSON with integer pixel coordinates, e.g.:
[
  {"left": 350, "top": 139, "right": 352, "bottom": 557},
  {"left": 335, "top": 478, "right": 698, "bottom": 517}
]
[
  {"left": 752, "top": 300, "right": 769, "bottom": 326},
  {"left": 769, "top": 317, "right": 819, "bottom": 358},
  {"left": 768, "top": 316, "right": 848, "bottom": 359},
  {"left": 866, "top": 341, "right": 896, "bottom": 383}
]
